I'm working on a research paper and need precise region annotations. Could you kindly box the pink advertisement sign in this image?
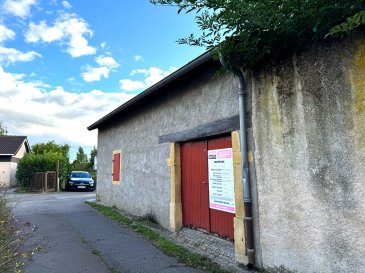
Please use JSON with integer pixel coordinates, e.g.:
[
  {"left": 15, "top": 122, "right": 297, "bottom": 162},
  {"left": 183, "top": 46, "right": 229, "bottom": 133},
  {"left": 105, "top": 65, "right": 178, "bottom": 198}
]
[{"left": 208, "top": 148, "right": 235, "bottom": 214}]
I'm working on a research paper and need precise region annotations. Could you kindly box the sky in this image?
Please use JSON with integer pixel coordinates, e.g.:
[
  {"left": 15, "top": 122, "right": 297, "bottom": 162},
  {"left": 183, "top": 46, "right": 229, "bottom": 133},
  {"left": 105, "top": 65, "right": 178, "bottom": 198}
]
[{"left": 0, "top": 0, "right": 205, "bottom": 160}]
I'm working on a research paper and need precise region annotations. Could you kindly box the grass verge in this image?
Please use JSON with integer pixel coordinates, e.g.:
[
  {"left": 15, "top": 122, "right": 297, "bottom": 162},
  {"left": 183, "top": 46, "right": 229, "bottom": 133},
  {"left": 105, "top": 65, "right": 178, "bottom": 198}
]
[
  {"left": 15, "top": 187, "right": 28, "bottom": 193},
  {"left": 0, "top": 192, "right": 16, "bottom": 272},
  {"left": 0, "top": 191, "right": 35, "bottom": 273},
  {"left": 85, "top": 201, "right": 229, "bottom": 273}
]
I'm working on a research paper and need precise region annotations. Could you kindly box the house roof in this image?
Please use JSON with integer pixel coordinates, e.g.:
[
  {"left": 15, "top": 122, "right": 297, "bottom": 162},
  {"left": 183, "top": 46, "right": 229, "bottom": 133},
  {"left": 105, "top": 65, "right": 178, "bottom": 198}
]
[
  {"left": 88, "top": 51, "right": 215, "bottom": 131},
  {"left": 0, "top": 136, "right": 30, "bottom": 156}
]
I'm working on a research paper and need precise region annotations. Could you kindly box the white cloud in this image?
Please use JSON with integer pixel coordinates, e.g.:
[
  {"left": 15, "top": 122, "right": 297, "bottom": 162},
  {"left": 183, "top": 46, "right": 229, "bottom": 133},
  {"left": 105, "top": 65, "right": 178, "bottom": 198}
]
[
  {"left": 0, "top": 66, "right": 135, "bottom": 147},
  {"left": 81, "top": 66, "right": 109, "bottom": 82},
  {"left": 100, "top": 42, "right": 106, "bottom": 48},
  {"left": 120, "top": 66, "right": 178, "bottom": 91},
  {"left": 25, "top": 14, "right": 96, "bottom": 57},
  {"left": 26, "top": 21, "right": 63, "bottom": 42},
  {"left": 0, "top": 24, "right": 40, "bottom": 65},
  {"left": 0, "top": 24, "right": 16, "bottom": 43},
  {"left": 82, "top": 55, "right": 119, "bottom": 82},
  {"left": 2, "top": 0, "right": 37, "bottom": 18},
  {"left": 95, "top": 55, "right": 118, "bottom": 68},
  {"left": 130, "top": 68, "right": 147, "bottom": 76},
  {"left": 134, "top": 55, "right": 143, "bottom": 62},
  {"left": 62, "top": 0, "right": 71, "bottom": 9},
  {"left": 119, "top": 79, "right": 145, "bottom": 92},
  {"left": 0, "top": 46, "right": 41, "bottom": 65}
]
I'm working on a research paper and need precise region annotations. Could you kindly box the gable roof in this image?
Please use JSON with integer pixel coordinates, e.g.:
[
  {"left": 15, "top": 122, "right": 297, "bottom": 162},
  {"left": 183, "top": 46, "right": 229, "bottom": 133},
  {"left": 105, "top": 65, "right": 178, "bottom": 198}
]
[
  {"left": 0, "top": 136, "right": 30, "bottom": 156},
  {"left": 88, "top": 51, "right": 216, "bottom": 131}
]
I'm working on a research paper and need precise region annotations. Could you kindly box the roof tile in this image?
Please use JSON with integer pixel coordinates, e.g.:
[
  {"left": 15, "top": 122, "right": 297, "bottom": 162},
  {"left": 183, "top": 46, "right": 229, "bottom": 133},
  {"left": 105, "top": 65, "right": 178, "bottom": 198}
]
[{"left": 0, "top": 136, "right": 28, "bottom": 155}]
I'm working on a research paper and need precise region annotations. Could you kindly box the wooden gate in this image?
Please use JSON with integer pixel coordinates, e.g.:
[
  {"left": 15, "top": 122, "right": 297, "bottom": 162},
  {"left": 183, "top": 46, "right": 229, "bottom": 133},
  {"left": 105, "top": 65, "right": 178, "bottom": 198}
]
[
  {"left": 30, "top": 171, "right": 57, "bottom": 192},
  {"left": 181, "top": 135, "right": 234, "bottom": 240}
]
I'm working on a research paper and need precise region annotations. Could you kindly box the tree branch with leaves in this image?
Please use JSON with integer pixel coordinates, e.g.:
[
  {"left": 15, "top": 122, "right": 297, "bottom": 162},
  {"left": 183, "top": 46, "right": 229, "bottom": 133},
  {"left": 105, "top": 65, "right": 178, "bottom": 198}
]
[
  {"left": 0, "top": 122, "right": 7, "bottom": 135},
  {"left": 151, "top": 0, "right": 365, "bottom": 69}
]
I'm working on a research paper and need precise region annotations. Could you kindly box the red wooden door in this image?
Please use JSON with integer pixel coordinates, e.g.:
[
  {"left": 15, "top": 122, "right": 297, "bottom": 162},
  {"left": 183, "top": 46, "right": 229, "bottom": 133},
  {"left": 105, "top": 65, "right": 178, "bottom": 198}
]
[
  {"left": 181, "top": 141, "right": 210, "bottom": 231},
  {"left": 181, "top": 135, "right": 234, "bottom": 240}
]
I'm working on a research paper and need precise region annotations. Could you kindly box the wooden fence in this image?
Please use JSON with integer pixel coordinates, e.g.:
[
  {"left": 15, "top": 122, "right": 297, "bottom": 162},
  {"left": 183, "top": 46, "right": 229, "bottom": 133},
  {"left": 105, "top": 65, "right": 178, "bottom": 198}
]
[{"left": 30, "top": 172, "right": 58, "bottom": 192}]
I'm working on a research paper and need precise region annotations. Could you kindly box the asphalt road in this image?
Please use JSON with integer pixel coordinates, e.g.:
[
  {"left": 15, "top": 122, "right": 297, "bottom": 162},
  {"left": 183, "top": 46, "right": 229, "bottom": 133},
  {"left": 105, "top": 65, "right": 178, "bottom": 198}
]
[{"left": 7, "top": 191, "right": 204, "bottom": 273}]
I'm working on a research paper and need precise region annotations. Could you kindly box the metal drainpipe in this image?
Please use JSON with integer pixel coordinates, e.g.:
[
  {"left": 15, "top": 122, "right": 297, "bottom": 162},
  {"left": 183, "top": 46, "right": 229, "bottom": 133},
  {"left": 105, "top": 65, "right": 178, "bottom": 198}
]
[
  {"left": 220, "top": 56, "right": 255, "bottom": 267},
  {"left": 235, "top": 71, "right": 255, "bottom": 267}
]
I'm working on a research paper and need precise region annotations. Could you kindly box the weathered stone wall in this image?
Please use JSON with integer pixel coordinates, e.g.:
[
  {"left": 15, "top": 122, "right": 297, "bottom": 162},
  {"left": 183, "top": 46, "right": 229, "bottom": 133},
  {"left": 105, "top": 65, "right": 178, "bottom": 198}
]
[
  {"left": 97, "top": 67, "right": 239, "bottom": 229},
  {"left": 250, "top": 36, "right": 365, "bottom": 273}
]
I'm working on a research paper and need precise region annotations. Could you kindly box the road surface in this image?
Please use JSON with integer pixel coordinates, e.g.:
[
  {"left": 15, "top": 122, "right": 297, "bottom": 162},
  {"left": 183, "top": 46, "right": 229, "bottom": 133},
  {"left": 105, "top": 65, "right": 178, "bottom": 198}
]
[{"left": 7, "top": 191, "right": 204, "bottom": 273}]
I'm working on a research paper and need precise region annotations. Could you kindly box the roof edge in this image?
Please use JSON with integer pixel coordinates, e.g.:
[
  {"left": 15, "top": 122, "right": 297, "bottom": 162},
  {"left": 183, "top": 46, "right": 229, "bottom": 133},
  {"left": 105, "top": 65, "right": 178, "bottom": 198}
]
[
  {"left": 0, "top": 136, "right": 29, "bottom": 156},
  {"left": 13, "top": 137, "right": 30, "bottom": 156},
  {"left": 88, "top": 51, "right": 213, "bottom": 131}
]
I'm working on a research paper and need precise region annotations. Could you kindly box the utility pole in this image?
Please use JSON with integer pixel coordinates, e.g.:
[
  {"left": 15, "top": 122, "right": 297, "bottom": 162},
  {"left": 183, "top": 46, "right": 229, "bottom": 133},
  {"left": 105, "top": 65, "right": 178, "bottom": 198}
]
[{"left": 56, "top": 160, "right": 60, "bottom": 192}]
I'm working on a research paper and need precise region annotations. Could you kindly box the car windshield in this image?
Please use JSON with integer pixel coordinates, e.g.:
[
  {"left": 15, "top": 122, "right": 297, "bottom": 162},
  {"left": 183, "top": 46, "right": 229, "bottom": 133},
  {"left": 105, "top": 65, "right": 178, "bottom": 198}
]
[{"left": 71, "top": 172, "right": 91, "bottom": 178}]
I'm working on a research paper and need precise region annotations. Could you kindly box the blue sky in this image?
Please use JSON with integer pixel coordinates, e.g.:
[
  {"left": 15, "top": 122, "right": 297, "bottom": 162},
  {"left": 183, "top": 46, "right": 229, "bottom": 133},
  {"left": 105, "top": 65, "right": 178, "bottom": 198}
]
[{"left": 0, "top": 0, "right": 204, "bottom": 160}]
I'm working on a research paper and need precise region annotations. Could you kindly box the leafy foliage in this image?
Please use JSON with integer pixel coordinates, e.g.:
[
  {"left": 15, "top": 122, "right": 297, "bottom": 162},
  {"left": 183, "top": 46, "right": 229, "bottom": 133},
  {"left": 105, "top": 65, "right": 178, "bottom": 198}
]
[
  {"left": 88, "top": 146, "right": 97, "bottom": 178},
  {"left": 31, "top": 141, "right": 70, "bottom": 160},
  {"left": 151, "top": 0, "right": 365, "bottom": 68},
  {"left": 0, "top": 122, "right": 7, "bottom": 135},
  {"left": 327, "top": 10, "right": 365, "bottom": 38},
  {"left": 16, "top": 141, "right": 71, "bottom": 187},
  {"left": 16, "top": 153, "right": 70, "bottom": 188},
  {"left": 16, "top": 141, "right": 97, "bottom": 188},
  {"left": 70, "top": 146, "right": 97, "bottom": 181},
  {"left": 71, "top": 146, "right": 88, "bottom": 171}
]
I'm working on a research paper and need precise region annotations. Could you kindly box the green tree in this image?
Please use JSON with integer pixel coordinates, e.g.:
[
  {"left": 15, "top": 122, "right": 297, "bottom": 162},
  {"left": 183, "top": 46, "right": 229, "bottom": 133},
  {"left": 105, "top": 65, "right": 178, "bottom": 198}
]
[
  {"left": 0, "top": 122, "right": 7, "bottom": 135},
  {"left": 71, "top": 147, "right": 89, "bottom": 171},
  {"left": 151, "top": 0, "right": 365, "bottom": 69},
  {"left": 32, "top": 141, "right": 70, "bottom": 160},
  {"left": 88, "top": 146, "right": 97, "bottom": 169}
]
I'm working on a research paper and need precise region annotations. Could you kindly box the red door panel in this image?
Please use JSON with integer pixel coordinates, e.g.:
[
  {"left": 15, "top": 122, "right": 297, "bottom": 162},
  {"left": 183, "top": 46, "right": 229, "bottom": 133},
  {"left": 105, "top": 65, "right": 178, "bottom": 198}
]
[
  {"left": 181, "top": 141, "right": 210, "bottom": 231},
  {"left": 181, "top": 135, "right": 234, "bottom": 240}
]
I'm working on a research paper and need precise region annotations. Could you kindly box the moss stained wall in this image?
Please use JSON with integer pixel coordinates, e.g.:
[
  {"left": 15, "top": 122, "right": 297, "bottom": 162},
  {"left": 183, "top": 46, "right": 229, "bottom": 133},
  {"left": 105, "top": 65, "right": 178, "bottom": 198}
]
[{"left": 250, "top": 36, "right": 365, "bottom": 273}]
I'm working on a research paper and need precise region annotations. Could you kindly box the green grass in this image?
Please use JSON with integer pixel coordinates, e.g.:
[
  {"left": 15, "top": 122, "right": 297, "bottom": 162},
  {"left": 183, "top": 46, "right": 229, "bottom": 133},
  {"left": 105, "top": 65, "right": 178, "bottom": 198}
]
[
  {"left": 85, "top": 201, "right": 229, "bottom": 273},
  {"left": 15, "top": 186, "right": 29, "bottom": 193},
  {"left": 91, "top": 248, "right": 101, "bottom": 256},
  {"left": 0, "top": 192, "right": 36, "bottom": 273}
]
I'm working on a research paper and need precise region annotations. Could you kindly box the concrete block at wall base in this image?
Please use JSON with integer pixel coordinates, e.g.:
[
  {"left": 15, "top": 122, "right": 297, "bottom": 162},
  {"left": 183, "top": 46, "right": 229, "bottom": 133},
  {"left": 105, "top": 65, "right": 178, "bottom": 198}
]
[
  {"left": 169, "top": 202, "right": 182, "bottom": 232},
  {"left": 235, "top": 252, "right": 248, "bottom": 265},
  {"left": 234, "top": 217, "right": 248, "bottom": 264}
]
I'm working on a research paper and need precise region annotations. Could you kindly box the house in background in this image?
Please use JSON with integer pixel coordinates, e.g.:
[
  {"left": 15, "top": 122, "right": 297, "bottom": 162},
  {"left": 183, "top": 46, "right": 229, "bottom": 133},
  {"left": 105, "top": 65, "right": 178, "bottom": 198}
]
[{"left": 0, "top": 136, "right": 30, "bottom": 187}]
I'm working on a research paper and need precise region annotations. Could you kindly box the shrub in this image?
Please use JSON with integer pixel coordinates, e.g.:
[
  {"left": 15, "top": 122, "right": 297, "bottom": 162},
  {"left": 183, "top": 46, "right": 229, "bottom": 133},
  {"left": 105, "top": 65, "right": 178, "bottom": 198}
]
[{"left": 16, "top": 153, "right": 70, "bottom": 188}]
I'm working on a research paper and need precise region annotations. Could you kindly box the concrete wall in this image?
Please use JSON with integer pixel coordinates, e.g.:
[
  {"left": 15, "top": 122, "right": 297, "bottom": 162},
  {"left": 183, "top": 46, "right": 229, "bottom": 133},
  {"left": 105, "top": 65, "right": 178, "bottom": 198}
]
[
  {"left": 14, "top": 141, "right": 28, "bottom": 159},
  {"left": 0, "top": 161, "right": 11, "bottom": 187},
  {"left": 249, "top": 36, "right": 365, "bottom": 272},
  {"left": 97, "top": 67, "right": 239, "bottom": 228},
  {"left": 10, "top": 161, "right": 17, "bottom": 186}
]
